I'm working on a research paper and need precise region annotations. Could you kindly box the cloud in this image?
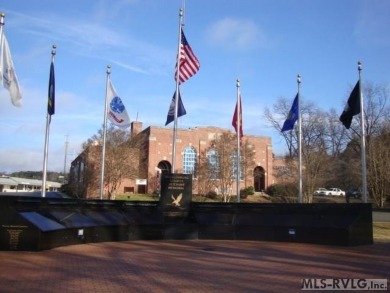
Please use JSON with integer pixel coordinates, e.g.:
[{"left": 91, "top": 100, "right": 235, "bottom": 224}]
[
  {"left": 8, "top": 9, "right": 172, "bottom": 76},
  {"left": 14, "top": 12, "right": 128, "bottom": 52},
  {"left": 205, "top": 17, "right": 269, "bottom": 50}
]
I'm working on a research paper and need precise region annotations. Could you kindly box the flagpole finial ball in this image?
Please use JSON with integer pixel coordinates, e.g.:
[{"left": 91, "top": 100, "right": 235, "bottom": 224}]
[
  {"left": 51, "top": 45, "right": 57, "bottom": 56},
  {"left": 106, "top": 65, "right": 111, "bottom": 74},
  {"left": 236, "top": 79, "right": 240, "bottom": 87},
  {"left": 358, "top": 61, "right": 362, "bottom": 71},
  {"left": 297, "top": 74, "right": 301, "bottom": 83},
  {"left": 0, "top": 13, "right": 5, "bottom": 17}
]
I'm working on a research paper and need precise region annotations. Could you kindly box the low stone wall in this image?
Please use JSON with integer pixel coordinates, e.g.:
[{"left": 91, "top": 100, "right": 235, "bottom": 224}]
[{"left": 0, "top": 196, "right": 373, "bottom": 251}]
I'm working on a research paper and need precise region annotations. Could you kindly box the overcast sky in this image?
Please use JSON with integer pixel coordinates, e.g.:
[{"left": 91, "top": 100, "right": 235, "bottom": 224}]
[{"left": 0, "top": 0, "right": 389, "bottom": 173}]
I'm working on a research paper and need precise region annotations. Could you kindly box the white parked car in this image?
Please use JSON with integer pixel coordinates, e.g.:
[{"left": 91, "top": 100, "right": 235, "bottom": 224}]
[
  {"left": 325, "top": 188, "right": 345, "bottom": 197},
  {"left": 314, "top": 188, "right": 328, "bottom": 196}
]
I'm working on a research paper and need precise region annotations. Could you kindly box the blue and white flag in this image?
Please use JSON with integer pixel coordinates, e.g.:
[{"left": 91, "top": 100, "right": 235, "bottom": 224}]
[
  {"left": 281, "top": 94, "right": 298, "bottom": 132},
  {"left": 106, "top": 79, "right": 130, "bottom": 127},
  {"left": 165, "top": 90, "right": 186, "bottom": 126},
  {"left": 0, "top": 34, "right": 22, "bottom": 107}
]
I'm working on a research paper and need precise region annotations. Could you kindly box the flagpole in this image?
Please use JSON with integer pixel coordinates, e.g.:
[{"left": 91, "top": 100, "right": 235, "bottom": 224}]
[
  {"left": 0, "top": 13, "right": 4, "bottom": 96},
  {"left": 0, "top": 13, "right": 5, "bottom": 94},
  {"left": 172, "top": 8, "right": 184, "bottom": 173},
  {"left": 236, "top": 79, "right": 241, "bottom": 203},
  {"left": 99, "top": 65, "right": 110, "bottom": 200},
  {"left": 41, "top": 45, "right": 56, "bottom": 197},
  {"left": 297, "top": 74, "right": 303, "bottom": 203},
  {"left": 358, "top": 61, "right": 368, "bottom": 203}
]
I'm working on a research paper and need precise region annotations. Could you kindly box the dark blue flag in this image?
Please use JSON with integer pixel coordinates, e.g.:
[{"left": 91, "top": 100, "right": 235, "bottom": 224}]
[
  {"left": 339, "top": 80, "right": 360, "bottom": 129},
  {"left": 165, "top": 90, "right": 186, "bottom": 126},
  {"left": 47, "top": 61, "right": 55, "bottom": 116},
  {"left": 281, "top": 94, "right": 298, "bottom": 132}
]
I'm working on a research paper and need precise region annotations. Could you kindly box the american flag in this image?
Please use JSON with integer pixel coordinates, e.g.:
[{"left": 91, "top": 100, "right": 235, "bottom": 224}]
[{"left": 175, "top": 29, "right": 200, "bottom": 84}]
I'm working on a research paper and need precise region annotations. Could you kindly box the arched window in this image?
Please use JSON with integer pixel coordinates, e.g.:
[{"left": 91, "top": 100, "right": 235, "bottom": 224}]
[
  {"left": 231, "top": 150, "right": 243, "bottom": 180},
  {"left": 182, "top": 146, "right": 197, "bottom": 175},
  {"left": 207, "top": 148, "right": 220, "bottom": 179}
]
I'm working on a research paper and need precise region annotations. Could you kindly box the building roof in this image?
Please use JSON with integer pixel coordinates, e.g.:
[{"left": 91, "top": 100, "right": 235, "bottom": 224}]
[
  {"left": 0, "top": 176, "right": 18, "bottom": 186},
  {"left": 0, "top": 176, "right": 62, "bottom": 188}
]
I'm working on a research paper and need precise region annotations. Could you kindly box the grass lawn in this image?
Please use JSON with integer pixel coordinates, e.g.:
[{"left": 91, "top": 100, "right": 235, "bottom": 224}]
[
  {"left": 373, "top": 222, "right": 390, "bottom": 242},
  {"left": 115, "top": 194, "right": 159, "bottom": 201}
]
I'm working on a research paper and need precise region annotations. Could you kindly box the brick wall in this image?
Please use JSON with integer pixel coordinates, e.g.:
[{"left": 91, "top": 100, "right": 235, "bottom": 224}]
[
  {"left": 70, "top": 123, "right": 275, "bottom": 198},
  {"left": 137, "top": 125, "right": 273, "bottom": 194}
]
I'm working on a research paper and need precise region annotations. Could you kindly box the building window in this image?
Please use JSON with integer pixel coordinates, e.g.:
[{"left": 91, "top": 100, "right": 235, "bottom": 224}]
[
  {"left": 183, "top": 146, "right": 197, "bottom": 176},
  {"left": 207, "top": 148, "right": 220, "bottom": 179},
  {"left": 231, "top": 150, "right": 243, "bottom": 180}
]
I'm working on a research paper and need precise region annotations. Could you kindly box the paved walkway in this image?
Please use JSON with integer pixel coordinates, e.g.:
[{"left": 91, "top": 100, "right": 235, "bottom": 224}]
[{"left": 0, "top": 240, "right": 389, "bottom": 293}]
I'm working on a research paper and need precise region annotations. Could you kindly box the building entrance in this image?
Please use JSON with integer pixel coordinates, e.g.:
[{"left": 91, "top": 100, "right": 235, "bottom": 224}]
[{"left": 254, "top": 166, "right": 265, "bottom": 192}]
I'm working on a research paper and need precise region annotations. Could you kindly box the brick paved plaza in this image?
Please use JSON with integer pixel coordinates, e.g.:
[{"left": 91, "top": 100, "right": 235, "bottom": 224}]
[{"left": 0, "top": 240, "right": 388, "bottom": 293}]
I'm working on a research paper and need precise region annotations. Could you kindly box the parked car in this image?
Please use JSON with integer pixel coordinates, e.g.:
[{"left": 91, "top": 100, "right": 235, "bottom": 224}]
[
  {"left": 326, "top": 188, "right": 345, "bottom": 197},
  {"left": 346, "top": 188, "right": 362, "bottom": 199},
  {"left": 314, "top": 188, "right": 328, "bottom": 196}
]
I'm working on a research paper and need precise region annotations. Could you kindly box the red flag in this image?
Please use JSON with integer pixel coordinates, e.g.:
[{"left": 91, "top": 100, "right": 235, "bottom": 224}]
[
  {"left": 175, "top": 29, "right": 200, "bottom": 84},
  {"left": 232, "top": 95, "right": 243, "bottom": 138}
]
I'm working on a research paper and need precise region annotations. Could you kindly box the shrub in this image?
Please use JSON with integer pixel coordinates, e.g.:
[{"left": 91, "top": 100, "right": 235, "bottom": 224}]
[
  {"left": 265, "top": 184, "right": 281, "bottom": 196},
  {"left": 239, "top": 189, "right": 248, "bottom": 199},
  {"left": 244, "top": 186, "right": 255, "bottom": 195},
  {"left": 240, "top": 186, "right": 255, "bottom": 199},
  {"left": 206, "top": 190, "right": 218, "bottom": 199},
  {"left": 266, "top": 183, "right": 298, "bottom": 197}
]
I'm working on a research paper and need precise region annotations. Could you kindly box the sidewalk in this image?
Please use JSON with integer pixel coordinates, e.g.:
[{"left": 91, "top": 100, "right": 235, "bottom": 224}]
[{"left": 0, "top": 240, "right": 389, "bottom": 293}]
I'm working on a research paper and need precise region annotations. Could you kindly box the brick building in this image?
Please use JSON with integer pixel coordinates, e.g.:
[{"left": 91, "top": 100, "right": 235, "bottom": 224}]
[{"left": 70, "top": 121, "right": 275, "bottom": 198}]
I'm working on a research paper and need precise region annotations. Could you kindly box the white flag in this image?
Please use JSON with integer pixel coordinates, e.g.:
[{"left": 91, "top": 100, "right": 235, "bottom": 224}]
[
  {"left": 106, "top": 79, "right": 130, "bottom": 127},
  {"left": 0, "top": 34, "right": 22, "bottom": 107}
]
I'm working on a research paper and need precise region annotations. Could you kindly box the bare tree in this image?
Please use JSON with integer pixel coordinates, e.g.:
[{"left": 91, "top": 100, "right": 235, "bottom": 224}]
[
  {"left": 325, "top": 109, "right": 349, "bottom": 157},
  {"left": 196, "top": 132, "right": 253, "bottom": 202},
  {"left": 81, "top": 125, "right": 139, "bottom": 199},
  {"left": 104, "top": 128, "right": 139, "bottom": 199},
  {"left": 265, "top": 82, "right": 390, "bottom": 206},
  {"left": 195, "top": 149, "right": 218, "bottom": 200},
  {"left": 367, "top": 129, "right": 390, "bottom": 208},
  {"left": 346, "top": 82, "right": 390, "bottom": 146},
  {"left": 264, "top": 97, "right": 333, "bottom": 202},
  {"left": 264, "top": 97, "right": 297, "bottom": 157},
  {"left": 340, "top": 82, "right": 390, "bottom": 206},
  {"left": 213, "top": 132, "right": 236, "bottom": 202}
]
